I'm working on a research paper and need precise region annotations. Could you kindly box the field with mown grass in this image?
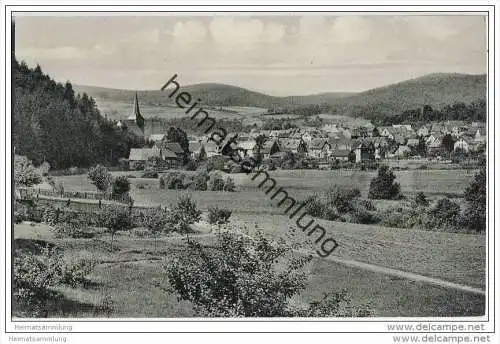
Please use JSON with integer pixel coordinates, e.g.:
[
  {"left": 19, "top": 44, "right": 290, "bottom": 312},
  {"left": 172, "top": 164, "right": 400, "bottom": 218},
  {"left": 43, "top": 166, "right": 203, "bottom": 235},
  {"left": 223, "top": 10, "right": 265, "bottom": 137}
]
[
  {"left": 17, "top": 167, "right": 485, "bottom": 317},
  {"left": 13, "top": 220, "right": 485, "bottom": 318}
]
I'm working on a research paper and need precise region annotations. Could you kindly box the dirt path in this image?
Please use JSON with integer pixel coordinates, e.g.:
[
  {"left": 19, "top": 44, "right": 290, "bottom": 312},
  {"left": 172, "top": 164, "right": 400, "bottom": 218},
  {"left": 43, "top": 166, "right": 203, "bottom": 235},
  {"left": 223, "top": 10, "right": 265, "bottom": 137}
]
[
  {"left": 315, "top": 255, "right": 485, "bottom": 296},
  {"left": 163, "top": 230, "right": 486, "bottom": 296}
]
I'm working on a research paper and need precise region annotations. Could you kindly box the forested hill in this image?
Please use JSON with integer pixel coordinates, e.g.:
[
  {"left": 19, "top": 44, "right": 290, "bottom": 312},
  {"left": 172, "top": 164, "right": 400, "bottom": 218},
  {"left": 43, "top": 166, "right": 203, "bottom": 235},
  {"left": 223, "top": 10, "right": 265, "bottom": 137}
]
[{"left": 12, "top": 59, "right": 142, "bottom": 169}]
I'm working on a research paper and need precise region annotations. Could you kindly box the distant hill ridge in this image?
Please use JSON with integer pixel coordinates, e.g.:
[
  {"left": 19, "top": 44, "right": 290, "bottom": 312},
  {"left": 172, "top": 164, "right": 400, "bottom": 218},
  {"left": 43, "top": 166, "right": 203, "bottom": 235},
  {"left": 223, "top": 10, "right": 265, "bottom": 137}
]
[{"left": 74, "top": 72, "right": 486, "bottom": 119}]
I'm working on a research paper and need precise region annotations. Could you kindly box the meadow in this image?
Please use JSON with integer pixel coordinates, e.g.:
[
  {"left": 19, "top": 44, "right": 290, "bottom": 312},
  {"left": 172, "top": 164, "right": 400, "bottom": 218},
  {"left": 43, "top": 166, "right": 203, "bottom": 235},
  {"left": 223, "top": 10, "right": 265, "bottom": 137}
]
[
  {"left": 16, "top": 167, "right": 485, "bottom": 317},
  {"left": 13, "top": 220, "right": 485, "bottom": 318}
]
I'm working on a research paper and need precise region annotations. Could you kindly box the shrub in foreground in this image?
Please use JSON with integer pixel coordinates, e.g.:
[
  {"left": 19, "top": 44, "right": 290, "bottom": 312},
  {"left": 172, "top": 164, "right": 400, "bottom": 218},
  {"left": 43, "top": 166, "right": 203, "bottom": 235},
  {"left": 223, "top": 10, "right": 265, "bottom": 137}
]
[
  {"left": 13, "top": 245, "right": 62, "bottom": 316},
  {"left": 164, "top": 232, "right": 372, "bottom": 317}
]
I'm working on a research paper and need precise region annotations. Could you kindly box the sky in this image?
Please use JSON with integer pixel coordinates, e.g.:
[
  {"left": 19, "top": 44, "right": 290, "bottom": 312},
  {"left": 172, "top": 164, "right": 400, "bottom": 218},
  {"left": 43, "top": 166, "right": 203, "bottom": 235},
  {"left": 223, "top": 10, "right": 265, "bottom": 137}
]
[{"left": 14, "top": 13, "right": 487, "bottom": 96}]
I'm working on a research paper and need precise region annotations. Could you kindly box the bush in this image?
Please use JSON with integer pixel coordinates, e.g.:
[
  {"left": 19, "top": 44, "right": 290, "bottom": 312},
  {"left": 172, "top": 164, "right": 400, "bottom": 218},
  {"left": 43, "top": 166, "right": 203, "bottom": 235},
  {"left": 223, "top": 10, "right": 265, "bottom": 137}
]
[
  {"left": 52, "top": 222, "right": 95, "bottom": 239},
  {"left": 39, "top": 161, "right": 51, "bottom": 176},
  {"left": 380, "top": 203, "right": 423, "bottom": 229},
  {"left": 344, "top": 199, "right": 380, "bottom": 225},
  {"left": 14, "top": 155, "right": 42, "bottom": 187},
  {"left": 368, "top": 165, "right": 401, "bottom": 200},
  {"left": 61, "top": 258, "right": 97, "bottom": 287},
  {"left": 14, "top": 201, "right": 29, "bottom": 223},
  {"left": 142, "top": 168, "right": 159, "bottom": 179},
  {"left": 207, "top": 206, "right": 232, "bottom": 233},
  {"left": 414, "top": 192, "right": 429, "bottom": 207},
  {"left": 88, "top": 165, "right": 112, "bottom": 193},
  {"left": 13, "top": 245, "right": 62, "bottom": 316},
  {"left": 165, "top": 231, "right": 372, "bottom": 317},
  {"left": 223, "top": 177, "right": 236, "bottom": 192},
  {"left": 208, "top": 173, "right": 225, "bottom": 191},
  {"left": 325, "top": 186, "right": 361, "bottom": 213},
  {"left": 111, "top": 176, "right": 130, "bottom": 199},
  {"left": 143, "top": 207, "right": 173, "bottom": 252},
  {"left": 190, "top": 170, "right": 209, "bottom": 191},
  {"left": 159, "top": 172, "right": 186, "bottom": 190},
  {"left": 170, "top": 196, "right": 202, "bottom": 234},
  {"left": 185, "top": 160, "right": 198, "bottom": 171},
  {"left": 99, "top": 206, "right": 132, "bottom": 251},
  {"left": 302, "top": 195, "right": 327, "bottom": 218},
  {"left": 426, "top": 198, "right": 461, "bottom": 229}
]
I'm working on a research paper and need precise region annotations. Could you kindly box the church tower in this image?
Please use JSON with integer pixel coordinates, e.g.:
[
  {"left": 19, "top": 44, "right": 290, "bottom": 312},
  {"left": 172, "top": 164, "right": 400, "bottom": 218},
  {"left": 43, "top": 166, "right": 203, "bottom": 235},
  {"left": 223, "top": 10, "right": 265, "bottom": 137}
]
[{"left": 125, "top": 92, "right": 145, "bottom": 138}]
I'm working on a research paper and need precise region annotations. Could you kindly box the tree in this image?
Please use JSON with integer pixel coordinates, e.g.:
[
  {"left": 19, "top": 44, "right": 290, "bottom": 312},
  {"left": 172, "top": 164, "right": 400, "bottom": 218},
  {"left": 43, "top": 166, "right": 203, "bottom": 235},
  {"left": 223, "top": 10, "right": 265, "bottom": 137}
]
[
  {"left": 427, "top": 198, "right": 461, "bottom": 229},
  {"left": 164, "top": 231, "right": 372, "bottom": 317},
  {"left": 100, "top": 206, "right": 131, "bottom": 251},
  {"left": 111, "top": 176, "right": 130, "bottom": 199},
  {"left": 170, "top": 196, "right": 201, "bottom": 235},
  {"left": 88, "top": 164, "right": 112, "bottom": 193},
  {"left": 14, "top": 155, "right": 42, "bottom": 187},
  {"left": 463, "top": 167, "right": 486, "bottom": 232},
  {"left": 207, "top": 206, "right": 232, "bottom": 235},
  {"left": 441, "top": 134, "right": 455, "bottom": 153},
  {"left": 368, "top": 165, "right": 401, "bottom": 199},
  {"left": 143, "top": 207, "right": 172, "bottom": 253}
]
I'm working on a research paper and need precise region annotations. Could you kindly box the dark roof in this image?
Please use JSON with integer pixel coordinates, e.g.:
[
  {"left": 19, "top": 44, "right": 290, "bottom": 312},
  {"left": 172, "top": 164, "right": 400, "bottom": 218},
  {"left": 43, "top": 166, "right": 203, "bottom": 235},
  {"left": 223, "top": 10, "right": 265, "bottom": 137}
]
[
  {"left": 279, "top": 138, "right": 303, "bottom": 150},
  {"left": 129, "top": 148, "right": 161, "bottom": 161},
  {"left": 162, "top": 149, "right": 178, "bottom": 159},
  {"left": 332, "top": 149, "right": 351, "bottom": 157},
  {"left": 156, "top": 142, "right": 184, "bottom": 154},
  {"left": 310, "top": 138, "right": 330, "bottom": 149}
]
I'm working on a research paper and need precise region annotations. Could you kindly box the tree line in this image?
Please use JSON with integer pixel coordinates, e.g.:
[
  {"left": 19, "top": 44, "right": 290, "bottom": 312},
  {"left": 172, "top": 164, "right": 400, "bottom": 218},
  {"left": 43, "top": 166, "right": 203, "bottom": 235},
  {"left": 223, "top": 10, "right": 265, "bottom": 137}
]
[{"left": 12, "top": 58, "right": 143, "bottom": 169}]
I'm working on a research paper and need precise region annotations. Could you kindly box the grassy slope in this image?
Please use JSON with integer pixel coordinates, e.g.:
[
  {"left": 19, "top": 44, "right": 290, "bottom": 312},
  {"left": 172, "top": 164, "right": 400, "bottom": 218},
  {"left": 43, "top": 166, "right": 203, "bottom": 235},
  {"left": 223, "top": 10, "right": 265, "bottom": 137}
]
[{"left": 13, "top": 223, "right": 485, "bottom": 317}]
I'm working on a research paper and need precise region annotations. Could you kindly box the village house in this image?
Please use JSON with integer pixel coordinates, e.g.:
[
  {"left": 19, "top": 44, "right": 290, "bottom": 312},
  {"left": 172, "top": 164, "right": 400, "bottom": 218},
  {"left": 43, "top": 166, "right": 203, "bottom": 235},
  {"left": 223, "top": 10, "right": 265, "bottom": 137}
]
[
  {"left": 350, "top": 127, "right": 369, "bottom": 139},
  {"left": 354, "top": 142, "right": 375, "bottom": 163},
  {"left": 148, "top": 134, "right": 165, "bottom": 143},
  {"left": 204, "top": 141, "right": 220, "bottom": 158},
  {"left": 128, "top": 147, "right": 161, "bottom": 169},
  {"left": 454, "top": 138, "right": 470, "bottom": 152},
  {"left": 428, "top": 135, "right": 444, "bottom": 154},
  {"left": 475, "top": 128, "right": 487, "bottom": 143},
  {"left": 279, "top": 138, "right": 308, "bottom": 155},
  {"left": 259, "top": 139, "right": 281, "bottom": 159},
  {"left": 322, "top": 123, "right": 340, "bottom": 134},
  {"left": 237, "top": 139, "right": 257, "bottom": 158},
  {"left": 395, "top": 145, "right": 411, "bottom": 158},
  {"left": 417, "top": 125, "right": 430, "bottom": 137},
  {"left": 308, "top": 138, "right": 332, "bottom": 161},
  {"left": 406, "top": 138, "right": 420, "bottom": 148},
  {"left": 331, "top": 149, "right": 351, "bottom": 162}
]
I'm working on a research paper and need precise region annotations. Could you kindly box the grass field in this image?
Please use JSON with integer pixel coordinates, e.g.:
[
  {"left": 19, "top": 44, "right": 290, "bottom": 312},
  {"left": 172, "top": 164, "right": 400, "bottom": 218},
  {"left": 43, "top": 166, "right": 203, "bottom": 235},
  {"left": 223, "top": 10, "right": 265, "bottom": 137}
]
[
  {"left": 19, "top": 167, "right": 485, "bottom": 317},
  {"left": 13, "top": 222, "right": 485, "bottom": 318},
  {"left": 41, "top": 169, "right": 477, "bottom": 208}
]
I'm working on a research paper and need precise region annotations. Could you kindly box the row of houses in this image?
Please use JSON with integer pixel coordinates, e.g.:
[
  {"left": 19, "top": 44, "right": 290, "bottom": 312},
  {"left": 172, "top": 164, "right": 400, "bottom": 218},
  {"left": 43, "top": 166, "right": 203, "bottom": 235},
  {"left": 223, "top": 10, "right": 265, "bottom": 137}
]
[{"left": 122, "top": 94, "right": 487, "bottom": 169}]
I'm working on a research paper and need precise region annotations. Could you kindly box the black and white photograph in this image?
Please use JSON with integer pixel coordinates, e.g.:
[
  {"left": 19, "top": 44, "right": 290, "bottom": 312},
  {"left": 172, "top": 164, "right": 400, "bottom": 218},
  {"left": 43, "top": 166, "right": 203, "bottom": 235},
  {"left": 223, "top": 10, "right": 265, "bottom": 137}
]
[{"left": 2, "top": 3, "right": 498, "bottom": 343}]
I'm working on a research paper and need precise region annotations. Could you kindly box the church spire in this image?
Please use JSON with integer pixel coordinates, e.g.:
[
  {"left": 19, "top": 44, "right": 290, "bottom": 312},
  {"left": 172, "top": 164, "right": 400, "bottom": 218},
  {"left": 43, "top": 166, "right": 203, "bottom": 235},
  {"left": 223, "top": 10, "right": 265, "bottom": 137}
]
[{"left": 131, "top": 92, "right": 145, "bottom": 131}]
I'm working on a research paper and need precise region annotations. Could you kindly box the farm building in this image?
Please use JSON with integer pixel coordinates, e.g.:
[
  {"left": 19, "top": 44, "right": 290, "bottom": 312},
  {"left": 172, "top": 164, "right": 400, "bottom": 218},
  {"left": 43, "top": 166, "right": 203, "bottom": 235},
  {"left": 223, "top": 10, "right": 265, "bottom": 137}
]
[
  {"left": 260, "top": 140, "right": 280, "bottom": 159},
  {"left": 308, "top": 138, "right": 332, "bottom": 160},
  {"left": 354, "top": 142, "right": 375, "bottom": 163},
  {"left": 331, "top": 149, "right": 351, "bottom": 162},
  {"left": 128, "top": 147, "right": 161, "bottom": 170},
  {"left": 279, "top": 138, "right": 308, "bottom": 154},
  {"left": 454, "top": 138, "right": 470, "bottom": 152}
]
